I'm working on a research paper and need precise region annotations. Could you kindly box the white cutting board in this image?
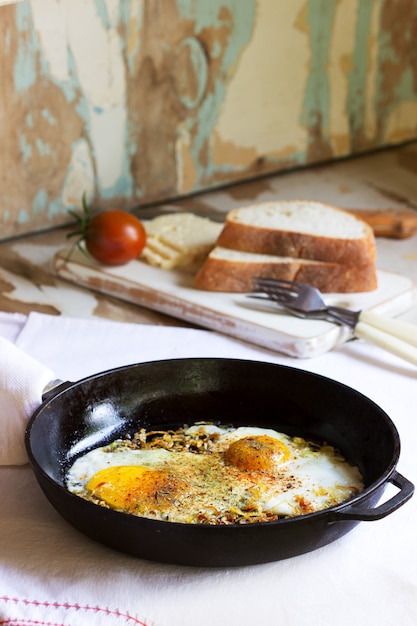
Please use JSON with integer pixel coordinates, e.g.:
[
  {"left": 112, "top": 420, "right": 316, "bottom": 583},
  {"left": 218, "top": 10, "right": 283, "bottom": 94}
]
[{"left": 53, "top": 246, "right": 416, "bottom": 358}]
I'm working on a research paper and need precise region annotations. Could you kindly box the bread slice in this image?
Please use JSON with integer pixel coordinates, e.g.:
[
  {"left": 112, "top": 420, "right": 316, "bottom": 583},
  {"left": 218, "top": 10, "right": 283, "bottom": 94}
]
[
  {"left": 217, "top": 200, "right": 376, "bottom": 265},
  {"left": 194, "top": 247, "right": 378, "bottom": 293},
  {"left": 141, "top": 213, "right": 223, "bottom": 269}
]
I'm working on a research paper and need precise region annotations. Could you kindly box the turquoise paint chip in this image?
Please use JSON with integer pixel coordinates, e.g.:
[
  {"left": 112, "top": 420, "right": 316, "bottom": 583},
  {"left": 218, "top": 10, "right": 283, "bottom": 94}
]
[
  {"left": 47, "top": 198, "right": 63, "bottom": 219},
  {"left": 33, "top": 189, "right": 48, "bottom": 215},
  {"left": 35, "top": 139, "right": 52, "bottom": 156},
  {"left": 41, "top": 109, "right": 57, "bottom": 125},
  {"left": 20, "top": 135, "right": 32, "bottom": 163},
  {"left": 18, "top": 209, "right": 29, "bottom": 224}
]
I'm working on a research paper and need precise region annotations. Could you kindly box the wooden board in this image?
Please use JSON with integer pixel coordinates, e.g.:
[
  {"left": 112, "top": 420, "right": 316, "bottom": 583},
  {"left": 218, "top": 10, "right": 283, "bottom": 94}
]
[{"left": 53, "top": 246, "right": 416, "bottom": 358}]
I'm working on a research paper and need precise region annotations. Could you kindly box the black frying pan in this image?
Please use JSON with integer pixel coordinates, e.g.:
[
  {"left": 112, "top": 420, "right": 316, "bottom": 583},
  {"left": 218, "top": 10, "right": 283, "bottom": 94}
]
[{"left": 25, "top": 358, "right": 414, "bottom": 567}]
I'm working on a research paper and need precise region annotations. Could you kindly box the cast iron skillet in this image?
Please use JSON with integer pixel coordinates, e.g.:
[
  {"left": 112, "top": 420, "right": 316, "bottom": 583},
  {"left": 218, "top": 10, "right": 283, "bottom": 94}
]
[{"left": 25, "top": 358, "right": 414, "bottom": 567}]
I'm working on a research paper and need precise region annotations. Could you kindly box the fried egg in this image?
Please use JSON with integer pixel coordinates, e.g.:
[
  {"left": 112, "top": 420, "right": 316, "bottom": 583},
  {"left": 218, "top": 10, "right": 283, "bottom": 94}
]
[{"left": 66, "top": 424, "right": 364, "bottom": 524}]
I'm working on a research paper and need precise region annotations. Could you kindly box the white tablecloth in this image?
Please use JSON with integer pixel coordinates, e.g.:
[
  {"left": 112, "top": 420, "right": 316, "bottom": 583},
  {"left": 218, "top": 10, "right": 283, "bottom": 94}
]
[{"left": 1, "top": 311, "right": 416, "bottom": 626}]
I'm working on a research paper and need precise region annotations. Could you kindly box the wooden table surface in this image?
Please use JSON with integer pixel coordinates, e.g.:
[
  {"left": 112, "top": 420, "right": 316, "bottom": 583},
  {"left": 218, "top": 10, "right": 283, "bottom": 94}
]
[{"left": 1, "top": 143, "right": 417, "bottom": 329}]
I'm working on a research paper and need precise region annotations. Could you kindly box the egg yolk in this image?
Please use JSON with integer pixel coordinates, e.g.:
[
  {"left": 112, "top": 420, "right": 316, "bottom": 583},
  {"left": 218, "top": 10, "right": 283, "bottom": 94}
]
[
  {"left": 224, "top": 435, "right": 291, "bottom": 473},
  {"left": 86, "top": 465, "right": 189, "bottom": 514}
]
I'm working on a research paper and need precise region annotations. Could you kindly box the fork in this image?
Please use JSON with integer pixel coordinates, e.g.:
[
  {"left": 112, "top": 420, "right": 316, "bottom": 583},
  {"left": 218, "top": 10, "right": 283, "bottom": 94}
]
[{"left": 251, "top": 277, "right": 417, "bottom": 365}]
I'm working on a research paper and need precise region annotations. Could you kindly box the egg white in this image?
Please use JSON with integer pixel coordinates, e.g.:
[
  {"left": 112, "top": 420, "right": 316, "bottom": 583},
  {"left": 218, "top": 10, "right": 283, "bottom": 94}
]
[{"left": 66, "top": 424, "right": 363, "bottom": 523}]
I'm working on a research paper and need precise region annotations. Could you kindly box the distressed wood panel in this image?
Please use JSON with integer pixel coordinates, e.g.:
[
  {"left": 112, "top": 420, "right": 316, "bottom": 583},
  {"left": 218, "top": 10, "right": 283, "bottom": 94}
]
[{"left": 1, "top": 0, "right": 417, "bottom": 239}]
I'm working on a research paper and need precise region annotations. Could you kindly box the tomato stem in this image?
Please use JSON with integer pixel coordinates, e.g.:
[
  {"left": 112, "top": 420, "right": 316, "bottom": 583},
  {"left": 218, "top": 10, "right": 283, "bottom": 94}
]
[{"left": 65, "top": 192, "right": 92, "bottom": 260}]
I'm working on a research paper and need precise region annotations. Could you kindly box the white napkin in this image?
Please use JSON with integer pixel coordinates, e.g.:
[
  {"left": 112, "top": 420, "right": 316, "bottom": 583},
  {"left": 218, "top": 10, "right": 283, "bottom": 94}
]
[
  {"left": 0, "top": 311, "right": 27, "bottom": 342},
  {"left": 1, "top": 311, "right": 417, "bottom": 626},
  {"left": 0, "top": 313, "right": 273, "bottom": 466},
  {"left": 0, "top": 337, "right": 54, "bottom": 465}
]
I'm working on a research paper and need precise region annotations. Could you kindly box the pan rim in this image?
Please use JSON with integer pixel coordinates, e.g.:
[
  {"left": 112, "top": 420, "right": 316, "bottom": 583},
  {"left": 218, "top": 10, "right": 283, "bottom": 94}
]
[{"left": 25, "top": 357, "right": 401, "bottom": 529}]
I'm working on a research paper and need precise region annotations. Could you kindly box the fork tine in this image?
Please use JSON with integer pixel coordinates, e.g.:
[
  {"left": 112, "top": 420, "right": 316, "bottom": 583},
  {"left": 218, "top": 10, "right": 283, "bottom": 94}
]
[
  {"left": 252, "top": 277, "right": 302, "bottom": 298},
  {"left": 252, "top": 277, "right": 303, "bottom": 290},
  {"left": 254, "top": 288, "right": 295, "bottom": 301},
  {"left": 249, "top": 292, "right": 294, "bottom": 305}
]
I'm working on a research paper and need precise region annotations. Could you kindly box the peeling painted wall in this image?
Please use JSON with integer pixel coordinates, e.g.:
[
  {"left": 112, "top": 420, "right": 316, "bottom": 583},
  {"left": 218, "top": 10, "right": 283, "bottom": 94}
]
[{"left": 1, "top": 0, "right": 417, "bottom": 239}]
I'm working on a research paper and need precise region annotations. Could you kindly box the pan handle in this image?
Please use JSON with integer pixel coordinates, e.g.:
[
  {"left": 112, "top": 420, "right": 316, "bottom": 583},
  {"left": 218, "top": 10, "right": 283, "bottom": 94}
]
[
  {"left": 331, "top": 471, "right": 414, "bottom": 522},
  {"left": 42, "top": 379, "right": 73, "bottom": 402}
]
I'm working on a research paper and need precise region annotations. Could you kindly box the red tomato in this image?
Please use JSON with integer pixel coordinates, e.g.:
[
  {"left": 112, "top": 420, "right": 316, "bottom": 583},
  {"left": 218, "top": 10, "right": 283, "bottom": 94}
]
[
  {"left": 85, "top": 210, "right": 146, "bottom": 265},
  {"left": 67, "top": 196, "right": 147, "bottom": 266}
]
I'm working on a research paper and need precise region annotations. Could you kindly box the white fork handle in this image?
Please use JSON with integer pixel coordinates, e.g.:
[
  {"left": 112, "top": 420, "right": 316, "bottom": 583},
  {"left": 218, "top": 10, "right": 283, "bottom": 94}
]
[
  {"left": 354, "top": 321, "right": 417, "bottom": 365},
  {"left": 359, "top": 310, "right": 417, "bottom": 347}
]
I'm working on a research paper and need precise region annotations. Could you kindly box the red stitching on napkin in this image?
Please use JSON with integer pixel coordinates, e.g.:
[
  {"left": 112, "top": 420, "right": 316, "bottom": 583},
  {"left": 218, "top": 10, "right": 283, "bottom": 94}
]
[{"left": 0, "top": 596, "right": 149, "bottom": 625}]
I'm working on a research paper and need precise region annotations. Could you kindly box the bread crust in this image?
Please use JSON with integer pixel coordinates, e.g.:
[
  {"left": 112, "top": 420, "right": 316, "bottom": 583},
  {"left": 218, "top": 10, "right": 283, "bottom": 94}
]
[
  {"left": 217, "top": 202, "right": 376, "bottom": 265},
  {"left": 194, "top": 251, "right": 378, "bottom": 293}
]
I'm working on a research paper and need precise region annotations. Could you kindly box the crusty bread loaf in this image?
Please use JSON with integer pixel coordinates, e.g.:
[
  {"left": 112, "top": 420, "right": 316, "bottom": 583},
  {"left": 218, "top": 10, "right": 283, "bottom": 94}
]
[
  {"left": 217, "top": 200, "right": 376, "bottom": 265},
  {"left": 194, "top": 247, "right": 378, "bottom": 293},
  {"left": 141, "top": 213, "right": 223, "bottom": 269}
]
